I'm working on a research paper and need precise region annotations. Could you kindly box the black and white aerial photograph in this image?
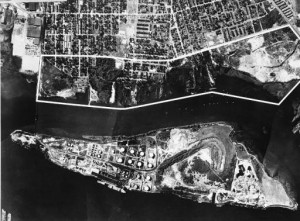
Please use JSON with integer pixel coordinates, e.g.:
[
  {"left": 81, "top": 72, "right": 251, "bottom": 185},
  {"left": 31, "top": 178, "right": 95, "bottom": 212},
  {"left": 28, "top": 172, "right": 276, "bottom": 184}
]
[{"left": 1, "top": 0, "right": 300, "bottom": 220}]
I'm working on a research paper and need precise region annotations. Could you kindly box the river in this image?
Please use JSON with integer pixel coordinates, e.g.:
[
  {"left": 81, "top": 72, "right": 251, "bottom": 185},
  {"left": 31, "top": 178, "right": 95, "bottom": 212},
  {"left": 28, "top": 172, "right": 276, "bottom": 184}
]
[{"left": 2, "top": 69, "right": 300, "bottom": 220}]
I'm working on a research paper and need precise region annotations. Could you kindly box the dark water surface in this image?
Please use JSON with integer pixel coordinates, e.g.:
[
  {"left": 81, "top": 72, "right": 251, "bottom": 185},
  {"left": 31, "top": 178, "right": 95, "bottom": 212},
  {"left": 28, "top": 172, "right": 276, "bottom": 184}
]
[{"left": 2, "top": 70, "right": 300, "bottom": 221}]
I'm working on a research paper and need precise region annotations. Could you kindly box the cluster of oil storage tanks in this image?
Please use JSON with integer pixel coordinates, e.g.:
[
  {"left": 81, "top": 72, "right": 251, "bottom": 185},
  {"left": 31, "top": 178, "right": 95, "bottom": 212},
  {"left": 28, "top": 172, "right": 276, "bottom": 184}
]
[
  {"left": 113, "top": 143, "right": 157, "bottom": 170},
  {"left": 128, "top": 172, "right": 155, "bottom": 192}
]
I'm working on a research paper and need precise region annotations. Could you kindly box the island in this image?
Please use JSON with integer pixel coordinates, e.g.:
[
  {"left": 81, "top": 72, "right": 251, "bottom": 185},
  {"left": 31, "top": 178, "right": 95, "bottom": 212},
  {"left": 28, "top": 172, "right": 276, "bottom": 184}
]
[{"left": 10, "top": 122, "right": 298, "bottom": 210}]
